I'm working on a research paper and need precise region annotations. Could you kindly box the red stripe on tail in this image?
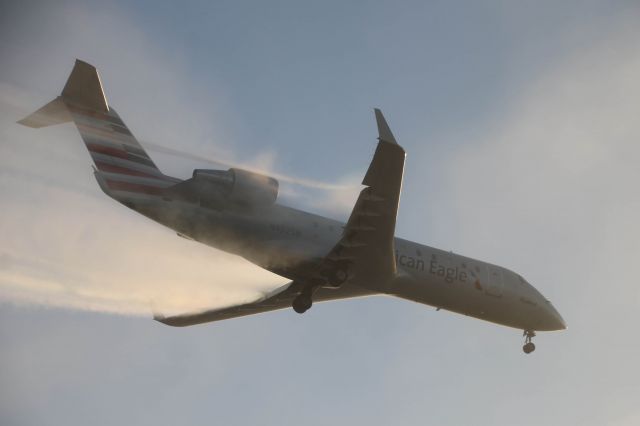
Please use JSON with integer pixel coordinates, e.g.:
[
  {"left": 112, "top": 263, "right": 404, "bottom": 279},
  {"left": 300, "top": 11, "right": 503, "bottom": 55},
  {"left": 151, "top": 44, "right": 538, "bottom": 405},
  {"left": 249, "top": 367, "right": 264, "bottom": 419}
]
[
  {"left": 105, "top": 179, "right": 165, "bottom": 195},
  {"left": 95, "top": 162, "right": 163, "bottom": 180},
  {"left": 87, "top": 143, "right": 129, "bottom": 159}
]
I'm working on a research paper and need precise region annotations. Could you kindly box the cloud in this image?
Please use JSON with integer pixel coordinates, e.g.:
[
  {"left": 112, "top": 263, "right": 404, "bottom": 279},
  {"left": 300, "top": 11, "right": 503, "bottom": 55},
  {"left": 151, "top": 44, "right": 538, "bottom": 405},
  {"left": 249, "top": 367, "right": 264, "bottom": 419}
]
[
  {"left": 0, "top": 1, "right": 371, "bottom": 318},
  {"left": 141, "top": 138, "right": 361, "bottom": 192},
  {"left": 445, "top": 22, "right": 640, "bottom": 279},
  {"left": 0, "top": 4, "right": 295, "bottom": 317},
  {"left": 0, "top": 138, "right": 288, "bottom": 316},
  {"left": 400, "top": 20, "right": 640, "bottom": 423}
]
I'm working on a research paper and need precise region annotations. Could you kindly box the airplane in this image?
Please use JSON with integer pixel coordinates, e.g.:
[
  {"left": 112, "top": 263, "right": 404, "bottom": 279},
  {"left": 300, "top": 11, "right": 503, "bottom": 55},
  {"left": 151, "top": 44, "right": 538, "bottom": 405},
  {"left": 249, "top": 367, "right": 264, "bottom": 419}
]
[{"left": 18, "top": 59, "right": 566, "bottom": 353}]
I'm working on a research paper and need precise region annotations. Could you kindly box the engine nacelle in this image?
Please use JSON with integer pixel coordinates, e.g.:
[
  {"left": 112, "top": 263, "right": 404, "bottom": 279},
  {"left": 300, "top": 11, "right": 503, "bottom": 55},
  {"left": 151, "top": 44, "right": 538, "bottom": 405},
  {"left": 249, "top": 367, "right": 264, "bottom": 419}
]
[{"left": 192, "top": 168, "right": 278, "bottom": 207}]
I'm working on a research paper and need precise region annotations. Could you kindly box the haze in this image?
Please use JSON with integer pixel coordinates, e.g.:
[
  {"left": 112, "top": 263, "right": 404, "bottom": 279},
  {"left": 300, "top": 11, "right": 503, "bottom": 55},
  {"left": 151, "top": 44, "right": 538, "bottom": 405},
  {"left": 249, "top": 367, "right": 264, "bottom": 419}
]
[{"left": 1, "top": 1, "right": 640, "bottom": 425}]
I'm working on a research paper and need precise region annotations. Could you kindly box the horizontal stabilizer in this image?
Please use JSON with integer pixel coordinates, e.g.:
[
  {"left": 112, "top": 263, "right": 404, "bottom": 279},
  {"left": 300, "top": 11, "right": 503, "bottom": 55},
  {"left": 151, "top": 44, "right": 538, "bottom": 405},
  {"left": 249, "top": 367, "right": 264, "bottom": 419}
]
[{"left": 17, "top": 97, "right": 71, "bottom": 128}]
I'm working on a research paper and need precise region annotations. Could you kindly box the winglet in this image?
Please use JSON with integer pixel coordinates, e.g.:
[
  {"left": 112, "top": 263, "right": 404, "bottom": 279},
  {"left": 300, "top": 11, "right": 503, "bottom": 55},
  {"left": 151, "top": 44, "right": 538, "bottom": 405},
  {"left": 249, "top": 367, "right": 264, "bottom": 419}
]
[
  {"left": 363, "top": 109, "right": 405, "bottom": 193},
  {"left": 374, "top": 108, "right": 397, "bottom": 144}
]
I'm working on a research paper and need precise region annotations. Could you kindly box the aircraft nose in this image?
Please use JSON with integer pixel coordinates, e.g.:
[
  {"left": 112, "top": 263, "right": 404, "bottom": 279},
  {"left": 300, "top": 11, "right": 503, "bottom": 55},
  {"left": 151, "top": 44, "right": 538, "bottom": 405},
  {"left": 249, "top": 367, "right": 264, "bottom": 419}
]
[
  {"left": 518, "top": 276, "right": 567, "bottom": 331},
  {"left": 539, "top": 302, "right": 567, "bottom": 331}
]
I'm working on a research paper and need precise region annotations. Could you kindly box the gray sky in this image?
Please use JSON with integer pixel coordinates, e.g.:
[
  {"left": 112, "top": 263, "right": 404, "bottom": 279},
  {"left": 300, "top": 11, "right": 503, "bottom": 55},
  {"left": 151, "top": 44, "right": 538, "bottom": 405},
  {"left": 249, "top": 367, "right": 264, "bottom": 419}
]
[{"left": 2, "top": 1, "right": 640, "bottom": 425}]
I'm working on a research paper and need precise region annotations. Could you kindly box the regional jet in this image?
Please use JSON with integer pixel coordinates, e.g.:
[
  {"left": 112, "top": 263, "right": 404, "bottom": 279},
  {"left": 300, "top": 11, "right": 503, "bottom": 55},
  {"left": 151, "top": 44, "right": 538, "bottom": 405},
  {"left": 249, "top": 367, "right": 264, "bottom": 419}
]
[{"left": 18, "top": 60, "right": 566, "bottom": 353}]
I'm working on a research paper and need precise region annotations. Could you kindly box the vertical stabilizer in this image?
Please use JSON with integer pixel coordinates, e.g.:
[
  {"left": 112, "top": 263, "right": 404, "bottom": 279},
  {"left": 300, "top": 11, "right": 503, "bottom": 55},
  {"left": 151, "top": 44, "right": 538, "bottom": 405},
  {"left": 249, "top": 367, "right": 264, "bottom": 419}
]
[
  {"left": 17, "top": 59, "right": 109, "bottom": 128},
  {"left": 17, "top": 59, "right": 172, "bottom": 196},
  {"left": 61, "top": 59, "right": 109, "bottom": 112}
]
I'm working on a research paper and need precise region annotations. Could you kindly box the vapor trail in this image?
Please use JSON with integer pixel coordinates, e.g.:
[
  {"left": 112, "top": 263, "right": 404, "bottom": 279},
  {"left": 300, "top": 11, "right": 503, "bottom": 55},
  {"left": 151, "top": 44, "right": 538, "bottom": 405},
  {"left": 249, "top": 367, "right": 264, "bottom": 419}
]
[{"left": 142, "top": 140, "right": 359, "bottom": 191}]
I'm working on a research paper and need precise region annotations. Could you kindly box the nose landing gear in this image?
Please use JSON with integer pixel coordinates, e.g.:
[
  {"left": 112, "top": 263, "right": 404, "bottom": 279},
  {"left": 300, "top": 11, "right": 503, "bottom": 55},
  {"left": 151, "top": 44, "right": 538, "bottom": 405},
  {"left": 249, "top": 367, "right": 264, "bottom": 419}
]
[{"left": 522, "top": 330, "right": 536, "bottom": 354}]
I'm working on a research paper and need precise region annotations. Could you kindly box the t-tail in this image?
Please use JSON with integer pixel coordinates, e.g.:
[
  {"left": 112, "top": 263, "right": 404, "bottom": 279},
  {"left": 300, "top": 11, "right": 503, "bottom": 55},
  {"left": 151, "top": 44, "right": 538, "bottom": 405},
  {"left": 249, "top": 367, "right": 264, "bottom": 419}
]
[{"left": 18, "top": 59, "right": 178, "bottom": 200}]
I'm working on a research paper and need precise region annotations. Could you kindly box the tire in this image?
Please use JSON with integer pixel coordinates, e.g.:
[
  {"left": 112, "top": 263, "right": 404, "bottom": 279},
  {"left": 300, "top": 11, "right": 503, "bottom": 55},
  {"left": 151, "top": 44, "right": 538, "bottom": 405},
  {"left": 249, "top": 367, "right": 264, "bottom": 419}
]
[
  {"left": 292, "top": 295, "right": 312, "bottom": 314},
  {"left": 327, "top": 268, "right": 348, "bottom": 287}
]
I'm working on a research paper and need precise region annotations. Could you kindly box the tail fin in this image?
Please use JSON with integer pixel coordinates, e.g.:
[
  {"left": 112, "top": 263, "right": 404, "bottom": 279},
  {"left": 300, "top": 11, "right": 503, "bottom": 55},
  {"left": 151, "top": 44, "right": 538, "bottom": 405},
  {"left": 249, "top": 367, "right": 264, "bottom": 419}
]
[
  {"left": 61, "top": 59, "right": 109, "bottom": 112},
  {"left": 18, "top": 60, "right": 171, "bottom": 190},
  {"left": 18, "top": 60, "right": 108, "bottom": 128}
]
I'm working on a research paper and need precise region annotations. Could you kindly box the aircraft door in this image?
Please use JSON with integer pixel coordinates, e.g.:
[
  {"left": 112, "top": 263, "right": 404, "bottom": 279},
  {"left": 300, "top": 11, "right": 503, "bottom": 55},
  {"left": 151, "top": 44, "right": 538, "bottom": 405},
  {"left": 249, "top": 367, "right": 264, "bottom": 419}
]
[{"left": 486, "top": 266, "right": 503, "bottom": 297}]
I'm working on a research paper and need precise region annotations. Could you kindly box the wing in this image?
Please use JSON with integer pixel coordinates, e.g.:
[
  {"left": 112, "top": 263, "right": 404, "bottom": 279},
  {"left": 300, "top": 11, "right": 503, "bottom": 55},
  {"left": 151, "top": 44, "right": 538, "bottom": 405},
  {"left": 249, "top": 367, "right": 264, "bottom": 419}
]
[
  {"left": 155, "top": 109, "right": 405, "bottom": 326},
  {"left": 154, "top": 281, "right": 374, "bottom": 327},
  {"left": 323, "top": 109, "right": 406, "bottom": 289}
]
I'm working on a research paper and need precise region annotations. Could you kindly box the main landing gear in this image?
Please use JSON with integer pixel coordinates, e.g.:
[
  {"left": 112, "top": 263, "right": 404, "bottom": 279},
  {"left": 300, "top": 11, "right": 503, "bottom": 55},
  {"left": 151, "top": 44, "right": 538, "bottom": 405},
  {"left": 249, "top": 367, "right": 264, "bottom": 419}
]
[
  {"left": 293, "top": 265, "right": 350, "bottom": 313},
  {"left": 327, "top": 268, "right": 348, "bottom": 287},
  {"left": 292, "top": 288, "right": 313, "bottom": 314},
  {"left": 522, "top": 330, "right": 536, "bottom": 354},
  {"left": 321, "top": 264, "right": 350, "bottom": 288}
]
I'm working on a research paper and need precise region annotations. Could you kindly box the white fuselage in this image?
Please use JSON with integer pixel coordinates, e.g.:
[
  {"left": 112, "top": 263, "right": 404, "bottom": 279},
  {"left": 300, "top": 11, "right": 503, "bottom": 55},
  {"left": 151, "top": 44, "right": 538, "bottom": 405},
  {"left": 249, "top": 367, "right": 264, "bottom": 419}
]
[
  {"left": 125, "top": 192, "right": 566, "bottom": 332},
  {"left": 19, "top": 59, "right": 565, "bottom": 337}
]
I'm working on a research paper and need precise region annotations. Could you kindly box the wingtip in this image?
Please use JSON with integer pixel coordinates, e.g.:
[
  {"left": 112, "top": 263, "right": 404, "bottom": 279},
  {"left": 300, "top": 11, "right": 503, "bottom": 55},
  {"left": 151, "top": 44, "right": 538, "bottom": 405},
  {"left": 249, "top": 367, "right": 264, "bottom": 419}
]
[
  {"left": 374, "top": 108, "right": 398, "bottom": 144},
  {"left": 149, "top": 299, "right": 166, "bottom": 322},
  {"left": 153, "top": 312, "right": 175, "bottom": 326},
  {"left": 74, "top": 58, "right": 95, "bottom": 69},
  {"left": 152, "top": 314, "right": 191, "bottom": 327},
  {"left": 150, "top": 305, "right": 189, "bottom": 327},
  {"left": 153, "top": 316, "right": 169, "bottom": 325},
  {"left": 16, "top": 117, "right": 41, "bottom": 128}
]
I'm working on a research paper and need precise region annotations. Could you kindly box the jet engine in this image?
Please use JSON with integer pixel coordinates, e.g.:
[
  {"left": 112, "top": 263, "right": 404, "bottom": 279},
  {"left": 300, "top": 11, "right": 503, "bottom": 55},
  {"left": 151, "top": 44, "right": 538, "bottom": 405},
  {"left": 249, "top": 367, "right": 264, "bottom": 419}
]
[{"left": 191, "top": 168, "right": 279, "bottom": 207}]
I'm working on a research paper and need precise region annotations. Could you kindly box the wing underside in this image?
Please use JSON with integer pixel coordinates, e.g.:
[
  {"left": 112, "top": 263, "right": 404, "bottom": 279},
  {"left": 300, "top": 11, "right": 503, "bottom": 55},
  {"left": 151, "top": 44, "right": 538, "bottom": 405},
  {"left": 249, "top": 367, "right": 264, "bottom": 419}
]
[{"left": 155, "top": 281, "right": 375, "bottom": 326}]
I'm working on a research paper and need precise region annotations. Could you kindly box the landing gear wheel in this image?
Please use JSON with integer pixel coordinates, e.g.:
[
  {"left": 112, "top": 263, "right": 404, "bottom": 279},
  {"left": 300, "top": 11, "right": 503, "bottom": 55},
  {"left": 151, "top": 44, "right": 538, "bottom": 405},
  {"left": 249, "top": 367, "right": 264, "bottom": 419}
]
[
  {"left": 292, "top": 293, "right": 312, "bottom": 314},
  {"left": 522, "top": 330, "right": 536, "bottom": 354},
  {"left": 523, "top": 342, "right": 536, "bottom": 354},
  {"left": 334, "top": 269, "right": 348, "bottom": 284},
  {"left": 322, "top": 267, "right": 349, "bottom": 288}
]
